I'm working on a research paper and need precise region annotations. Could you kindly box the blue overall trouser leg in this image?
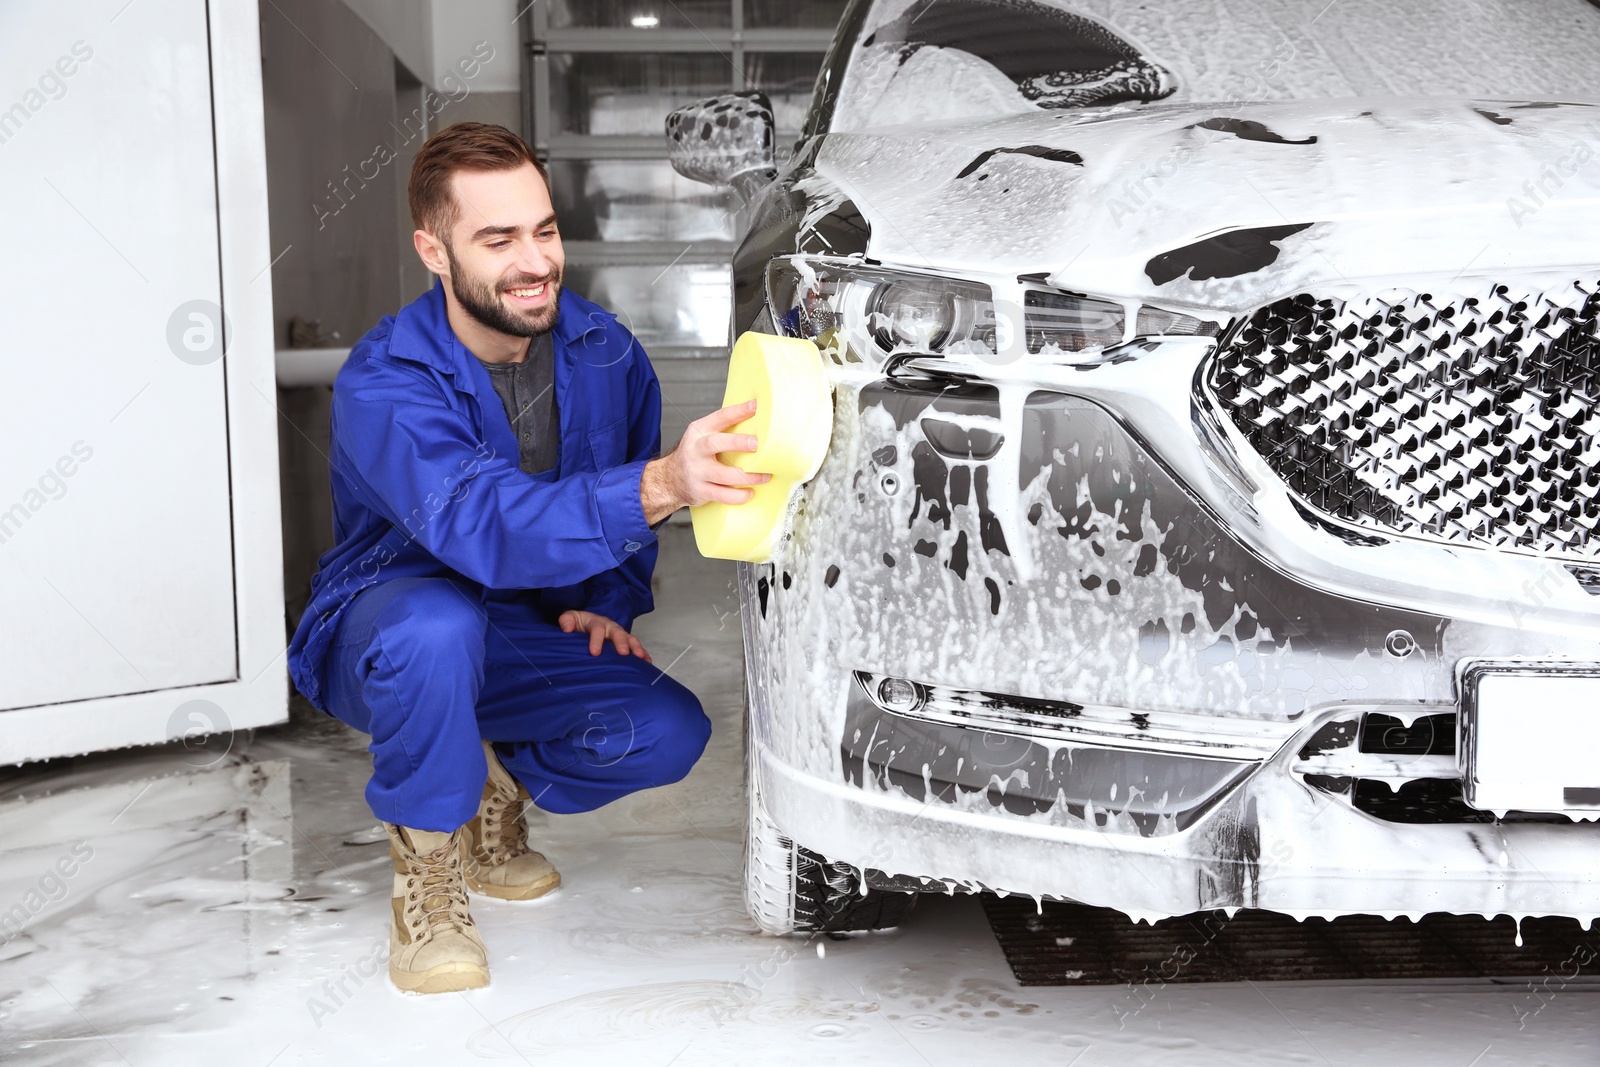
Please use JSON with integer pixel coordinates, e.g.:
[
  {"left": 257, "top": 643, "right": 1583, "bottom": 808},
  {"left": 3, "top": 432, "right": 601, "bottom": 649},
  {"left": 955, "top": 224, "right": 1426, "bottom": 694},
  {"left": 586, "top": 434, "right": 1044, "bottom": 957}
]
[{"left": 323, "top": 576, "right": 712, "bottom": 832}]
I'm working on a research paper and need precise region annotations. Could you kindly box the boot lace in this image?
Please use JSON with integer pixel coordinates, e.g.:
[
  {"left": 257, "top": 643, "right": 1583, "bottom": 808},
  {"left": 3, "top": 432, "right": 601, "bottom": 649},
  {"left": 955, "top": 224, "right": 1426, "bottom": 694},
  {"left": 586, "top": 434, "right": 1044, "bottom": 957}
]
[
  {"left": 403, "top": 839, "right": 473, "bottom": 935},
  {"left": 478, "top": 783, "right": 533, "bottom": 866}
]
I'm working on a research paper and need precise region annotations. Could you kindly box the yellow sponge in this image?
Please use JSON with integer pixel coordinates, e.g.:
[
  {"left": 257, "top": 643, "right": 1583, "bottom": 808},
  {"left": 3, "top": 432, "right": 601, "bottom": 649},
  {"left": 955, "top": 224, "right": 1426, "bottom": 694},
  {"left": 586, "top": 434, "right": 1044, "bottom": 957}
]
[{"left": 691, "top": 331, "right": 833, "bottom": 562}]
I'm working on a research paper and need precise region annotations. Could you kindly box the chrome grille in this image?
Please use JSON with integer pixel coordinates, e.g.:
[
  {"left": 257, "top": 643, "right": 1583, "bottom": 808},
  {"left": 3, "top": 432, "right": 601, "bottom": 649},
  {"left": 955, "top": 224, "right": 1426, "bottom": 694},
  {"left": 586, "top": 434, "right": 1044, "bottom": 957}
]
[{"left": 1207, "top": 281, "right": 1600, "bottom": 558}]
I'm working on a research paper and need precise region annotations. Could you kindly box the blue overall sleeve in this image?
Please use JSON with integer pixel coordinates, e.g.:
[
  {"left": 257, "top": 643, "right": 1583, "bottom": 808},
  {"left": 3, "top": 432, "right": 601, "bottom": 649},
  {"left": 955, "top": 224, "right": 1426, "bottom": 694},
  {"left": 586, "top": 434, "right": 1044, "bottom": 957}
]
[
  {"left": 333, "top": 359, "right": 656, "bottom": 591},
  {"left": 575, "top": 347, "right": 665, "bottom": 630}
]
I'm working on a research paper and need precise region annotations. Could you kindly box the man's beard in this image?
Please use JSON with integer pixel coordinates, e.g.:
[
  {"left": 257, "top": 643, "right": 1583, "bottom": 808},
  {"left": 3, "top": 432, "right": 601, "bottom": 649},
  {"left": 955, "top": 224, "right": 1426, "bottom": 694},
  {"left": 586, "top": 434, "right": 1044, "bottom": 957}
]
[{"left": 445, "top": 242, "right": 563, "bottom": 338}]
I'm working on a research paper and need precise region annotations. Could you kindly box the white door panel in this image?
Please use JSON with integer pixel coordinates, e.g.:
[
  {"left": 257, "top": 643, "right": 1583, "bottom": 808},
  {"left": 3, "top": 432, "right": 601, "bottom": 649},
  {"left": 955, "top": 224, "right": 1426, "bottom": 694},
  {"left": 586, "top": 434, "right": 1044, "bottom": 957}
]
[{"left": 0, "top": 0, "right": 238, "bottom": 711}]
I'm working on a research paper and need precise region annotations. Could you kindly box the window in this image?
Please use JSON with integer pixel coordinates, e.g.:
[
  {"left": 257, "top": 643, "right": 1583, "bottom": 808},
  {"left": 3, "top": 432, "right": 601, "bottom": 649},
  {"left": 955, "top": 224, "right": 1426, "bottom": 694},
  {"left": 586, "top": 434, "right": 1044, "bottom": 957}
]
[{"left": 523, "top": 2, "right": 839, "bottom": 368}]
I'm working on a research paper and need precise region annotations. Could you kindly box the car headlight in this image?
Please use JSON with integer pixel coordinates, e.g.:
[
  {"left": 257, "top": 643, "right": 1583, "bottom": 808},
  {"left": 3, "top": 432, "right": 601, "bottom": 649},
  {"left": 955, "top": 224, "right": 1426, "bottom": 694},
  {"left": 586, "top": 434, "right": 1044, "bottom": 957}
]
[
  {"left": 766, "top": 256, "right": 1217, "bottom": 366},
  {"left": 866, "top": 276, "right": 971, "bottom": 350}
]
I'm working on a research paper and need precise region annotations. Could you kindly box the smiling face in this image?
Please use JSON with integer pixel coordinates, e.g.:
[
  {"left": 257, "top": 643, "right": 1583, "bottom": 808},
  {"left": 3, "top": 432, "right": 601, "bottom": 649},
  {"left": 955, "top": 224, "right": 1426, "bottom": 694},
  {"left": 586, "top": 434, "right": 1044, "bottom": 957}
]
[{"left": 419, "top": 162, "right": 566, "bottom": 340}]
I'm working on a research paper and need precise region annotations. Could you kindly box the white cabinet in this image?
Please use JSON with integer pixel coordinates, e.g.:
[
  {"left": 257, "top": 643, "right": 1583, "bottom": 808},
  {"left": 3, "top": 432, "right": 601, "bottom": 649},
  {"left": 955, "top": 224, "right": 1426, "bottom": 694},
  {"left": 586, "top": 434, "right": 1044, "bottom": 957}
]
[{"left": 0, "top": 0, "right": 286, "bottom": 762}]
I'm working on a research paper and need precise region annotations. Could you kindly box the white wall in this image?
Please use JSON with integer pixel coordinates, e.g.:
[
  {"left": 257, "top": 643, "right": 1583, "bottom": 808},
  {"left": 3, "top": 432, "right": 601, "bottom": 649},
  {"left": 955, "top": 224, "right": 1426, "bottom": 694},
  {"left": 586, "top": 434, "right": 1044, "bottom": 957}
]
[
  {"left": 433, "top": 0, "right": 520, "bottom": 93},
  {"left": 339, "top": 0, "right": 429, "bottom": 80},
  {"left": 342, "top": 0, "right": 520, "bottom": 92}
]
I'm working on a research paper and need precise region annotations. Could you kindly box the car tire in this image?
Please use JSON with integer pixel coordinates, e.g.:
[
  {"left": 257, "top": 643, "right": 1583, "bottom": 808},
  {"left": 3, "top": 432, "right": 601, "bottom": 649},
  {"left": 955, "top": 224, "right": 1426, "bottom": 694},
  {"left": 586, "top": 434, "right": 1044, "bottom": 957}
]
[{"left": 744, "top": 765, "right": 915, "bottom": 935}]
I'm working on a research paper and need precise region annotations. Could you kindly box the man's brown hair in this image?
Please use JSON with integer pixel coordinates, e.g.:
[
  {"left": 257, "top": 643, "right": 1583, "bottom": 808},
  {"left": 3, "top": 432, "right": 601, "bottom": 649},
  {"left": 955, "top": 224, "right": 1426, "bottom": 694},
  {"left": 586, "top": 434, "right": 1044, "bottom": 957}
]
[{"left": 407, "top": 121, "right": 550, "bottom": 240}]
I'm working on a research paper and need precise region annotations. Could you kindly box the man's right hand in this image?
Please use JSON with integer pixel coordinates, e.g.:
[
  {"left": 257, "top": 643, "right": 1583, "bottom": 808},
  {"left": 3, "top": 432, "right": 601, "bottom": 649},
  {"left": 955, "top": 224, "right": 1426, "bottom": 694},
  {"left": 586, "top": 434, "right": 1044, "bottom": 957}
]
[{"left": 640, "top": 399, "right": 772, "bottom": 526}]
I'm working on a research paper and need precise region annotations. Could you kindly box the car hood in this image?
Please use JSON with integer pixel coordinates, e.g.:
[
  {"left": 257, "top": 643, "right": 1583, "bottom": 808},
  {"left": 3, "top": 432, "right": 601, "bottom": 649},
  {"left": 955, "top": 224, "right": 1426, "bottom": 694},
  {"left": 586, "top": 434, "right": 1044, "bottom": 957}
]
[{"left": 805, "top": 98, "right": 1600, "bottom": 311}]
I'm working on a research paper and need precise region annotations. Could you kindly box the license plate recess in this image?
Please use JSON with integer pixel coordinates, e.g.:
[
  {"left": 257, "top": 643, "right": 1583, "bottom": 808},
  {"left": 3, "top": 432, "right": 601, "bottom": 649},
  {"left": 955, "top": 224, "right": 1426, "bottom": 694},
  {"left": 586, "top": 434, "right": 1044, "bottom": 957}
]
[{"left": 1460, "top": 660, "right": 1600, "bottom": 816}]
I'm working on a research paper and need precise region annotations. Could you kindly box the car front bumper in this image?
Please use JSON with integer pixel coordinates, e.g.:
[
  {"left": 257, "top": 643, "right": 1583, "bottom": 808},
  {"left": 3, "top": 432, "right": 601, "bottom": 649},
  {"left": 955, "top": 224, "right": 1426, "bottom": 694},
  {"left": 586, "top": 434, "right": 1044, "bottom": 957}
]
[
  {"left": 741, "top": 327, "right": 1600, "bottom": 920},
  {"left": 753, "top": 735, "right": 1600, "bottom": 922}
]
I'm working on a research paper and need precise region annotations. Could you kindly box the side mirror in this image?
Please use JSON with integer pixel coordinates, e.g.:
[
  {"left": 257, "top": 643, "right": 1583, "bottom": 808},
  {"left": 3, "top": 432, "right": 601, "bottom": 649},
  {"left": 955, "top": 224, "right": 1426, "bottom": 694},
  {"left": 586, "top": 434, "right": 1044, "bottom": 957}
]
[{"left": 665, "top": 91, "right": 777, "bottom": 205}]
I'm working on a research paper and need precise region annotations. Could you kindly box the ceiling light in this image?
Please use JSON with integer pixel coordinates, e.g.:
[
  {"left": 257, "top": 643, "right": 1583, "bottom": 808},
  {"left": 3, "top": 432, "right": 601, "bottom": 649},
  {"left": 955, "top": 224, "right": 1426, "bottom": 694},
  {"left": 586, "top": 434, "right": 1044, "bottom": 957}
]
[{"left": 631, "top": 14, "right": 659, "bottom": 27}]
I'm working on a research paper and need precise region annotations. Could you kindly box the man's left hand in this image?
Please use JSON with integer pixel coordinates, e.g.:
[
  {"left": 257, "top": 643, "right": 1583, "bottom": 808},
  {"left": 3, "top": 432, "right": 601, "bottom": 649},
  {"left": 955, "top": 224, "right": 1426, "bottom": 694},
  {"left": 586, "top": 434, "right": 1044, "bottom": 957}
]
[{"left": 559, "top": 610, "right": 652, "bottom": 661}]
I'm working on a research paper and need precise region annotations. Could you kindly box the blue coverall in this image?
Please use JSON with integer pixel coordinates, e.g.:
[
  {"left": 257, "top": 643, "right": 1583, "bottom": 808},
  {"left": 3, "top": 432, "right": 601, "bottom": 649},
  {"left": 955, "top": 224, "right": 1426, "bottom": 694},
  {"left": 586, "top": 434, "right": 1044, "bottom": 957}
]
[{"left": 286, "top": 280, "right": 710, "bottom": 831}]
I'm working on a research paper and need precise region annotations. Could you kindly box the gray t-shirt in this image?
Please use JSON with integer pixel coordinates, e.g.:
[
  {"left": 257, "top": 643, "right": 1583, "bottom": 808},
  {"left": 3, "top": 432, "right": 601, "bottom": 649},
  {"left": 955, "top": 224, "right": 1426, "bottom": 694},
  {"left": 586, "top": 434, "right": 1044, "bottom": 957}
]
[{"left": 475, "top": 332, "right": 559, "bottom": 475}]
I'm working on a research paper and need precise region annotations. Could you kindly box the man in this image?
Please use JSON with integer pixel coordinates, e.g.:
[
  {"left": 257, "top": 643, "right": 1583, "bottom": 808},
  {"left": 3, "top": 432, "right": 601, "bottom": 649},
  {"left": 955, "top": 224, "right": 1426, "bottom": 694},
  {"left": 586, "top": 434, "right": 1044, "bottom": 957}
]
[{"left": 286, "top": 122, "right": 769, "bottom": 995}]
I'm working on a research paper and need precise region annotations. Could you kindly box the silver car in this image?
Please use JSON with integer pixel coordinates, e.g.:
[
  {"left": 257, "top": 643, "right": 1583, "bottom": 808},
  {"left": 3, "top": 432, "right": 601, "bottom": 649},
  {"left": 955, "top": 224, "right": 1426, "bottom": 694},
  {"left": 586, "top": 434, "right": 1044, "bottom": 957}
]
[{"left": 668, "top": 0, "right": 1600, "bottom": 934}]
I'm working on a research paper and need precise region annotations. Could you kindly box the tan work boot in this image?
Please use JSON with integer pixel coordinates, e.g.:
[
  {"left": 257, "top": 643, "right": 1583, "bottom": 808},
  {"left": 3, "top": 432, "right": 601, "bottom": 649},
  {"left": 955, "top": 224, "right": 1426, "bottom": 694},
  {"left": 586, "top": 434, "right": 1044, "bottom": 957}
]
[
  {"left": 461, "top": 740, "right": 561, "bottom": 901},
  {"left": 385, "top": 824, "right": 489, "bottom": 994}
]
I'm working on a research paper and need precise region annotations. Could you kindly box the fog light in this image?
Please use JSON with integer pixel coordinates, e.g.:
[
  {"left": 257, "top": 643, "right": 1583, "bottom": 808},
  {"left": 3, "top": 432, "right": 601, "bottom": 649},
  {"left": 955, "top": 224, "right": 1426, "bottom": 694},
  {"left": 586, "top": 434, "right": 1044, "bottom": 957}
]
[{"left": 876, "top": 676, "right": 926, "bottom": 714}]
